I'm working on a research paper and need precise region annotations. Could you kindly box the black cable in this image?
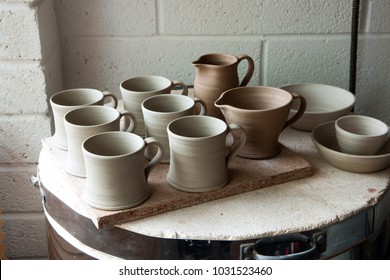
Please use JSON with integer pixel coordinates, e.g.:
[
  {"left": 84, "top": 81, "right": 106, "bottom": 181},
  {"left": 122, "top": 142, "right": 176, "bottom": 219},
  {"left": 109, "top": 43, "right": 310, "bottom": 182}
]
[{"left": 349, "top": 0, "right": 360, "bottom": 95}]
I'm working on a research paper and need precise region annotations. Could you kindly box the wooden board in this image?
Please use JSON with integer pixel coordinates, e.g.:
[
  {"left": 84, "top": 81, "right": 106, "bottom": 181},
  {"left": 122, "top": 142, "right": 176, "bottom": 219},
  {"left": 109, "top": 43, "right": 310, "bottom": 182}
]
[{"left": 41, "top": 137, "right": 313, "bottom": 229}]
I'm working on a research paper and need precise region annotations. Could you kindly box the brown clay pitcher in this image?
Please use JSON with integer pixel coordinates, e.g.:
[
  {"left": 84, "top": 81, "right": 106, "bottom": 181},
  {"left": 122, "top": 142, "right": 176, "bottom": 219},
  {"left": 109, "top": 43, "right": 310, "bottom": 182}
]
[
  {"left": 215, "top": 86, "right": 306, "bottom": 159},
  {"left": 192, "top": 53, "right": 255, "bottom": 120}
]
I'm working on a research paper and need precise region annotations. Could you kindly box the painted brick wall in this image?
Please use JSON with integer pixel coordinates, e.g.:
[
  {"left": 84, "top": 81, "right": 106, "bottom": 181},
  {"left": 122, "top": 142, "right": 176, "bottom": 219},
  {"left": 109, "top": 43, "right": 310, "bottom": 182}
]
[
  {"left": 0, "top": 0, "right": 63, "bottom": 259},
  {"left": 1, "top": 0, "right": 389, "bottom": 259}
]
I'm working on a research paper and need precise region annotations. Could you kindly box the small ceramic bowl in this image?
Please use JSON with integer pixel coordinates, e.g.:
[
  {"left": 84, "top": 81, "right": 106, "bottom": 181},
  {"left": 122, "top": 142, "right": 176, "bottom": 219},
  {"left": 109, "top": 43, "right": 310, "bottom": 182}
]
[
  {"left": 311, "top": 121, "right": 390, "bottom": 173},
  {"left": 335, "top": 115, "right": 389, "bottom": 155},
  {"left": 281, "top": 83, "right": 355, "bottom": 131}
]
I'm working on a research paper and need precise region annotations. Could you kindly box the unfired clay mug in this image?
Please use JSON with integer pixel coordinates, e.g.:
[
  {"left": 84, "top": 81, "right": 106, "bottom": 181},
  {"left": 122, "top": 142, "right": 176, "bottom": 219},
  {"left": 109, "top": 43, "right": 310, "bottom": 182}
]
[
  {"left": 120, "top": 76, "right": 188, "bottom": 137},
  {"left": 167, "top": 115, "right": 246, "bottom": 193},
  {"left": 82, "top": 131, "right": 163, "bottom": 210},
  {"left": 215, "top": 86, "right": 306, "bottom": 159},
  {"left": 64, "top": 106, "right": 137, "bottom": 178},
  {"left": 142, "top": 94, "right": 207, "bottom": 163},
  {"left": 50, "top": 88, "right": 118, "bottom": 150}
]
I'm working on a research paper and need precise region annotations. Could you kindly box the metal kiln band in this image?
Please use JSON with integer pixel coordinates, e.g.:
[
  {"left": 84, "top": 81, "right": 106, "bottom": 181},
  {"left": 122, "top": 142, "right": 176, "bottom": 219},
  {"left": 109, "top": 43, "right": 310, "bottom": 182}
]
[{"left": 40, "top": 183, "right": 390, "bottom": 260}]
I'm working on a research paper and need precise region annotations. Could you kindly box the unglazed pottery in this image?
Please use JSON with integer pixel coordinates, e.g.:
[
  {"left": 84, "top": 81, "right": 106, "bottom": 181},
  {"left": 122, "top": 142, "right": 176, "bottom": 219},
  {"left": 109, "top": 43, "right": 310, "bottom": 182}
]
[
  {"left": 215, "top": 86, "right": 306, "bottom": 159},
  {"left": 142, "top": 94, "right": 206, "bottom": 163},
  {"left": 64, "top": 106, "right": 136, "bottom": 178},
  {"left": 281, "top": 83, "right": 355, "bottom": 131},
  {"left": 167, "top": 115, "right": 246, "bottom": 192},
  {"left": 120, "top": 75, "right": 188, "bottom": 137},
  {"left": 335, "top": 115, "right": 389, "bottom": 155},
  {"left": 192, "top": 53, "right": 254, "bottom": 120},
  {"left": 82, "top": 132, "right": 163, "bottom": 210},
  {"left": 50, "top": 88, "right": 118, "bottom": 150},
  {"left": 312, "top": 121, "right": 390, "bottom": 173}
]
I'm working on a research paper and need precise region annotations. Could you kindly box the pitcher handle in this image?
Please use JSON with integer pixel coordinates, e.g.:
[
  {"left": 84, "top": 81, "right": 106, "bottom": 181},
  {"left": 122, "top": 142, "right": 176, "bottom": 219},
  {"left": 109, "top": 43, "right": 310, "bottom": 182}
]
[
  {"left": 144, "top": 137, "right": 164, "bottom": 179},
  {"left": 172, "top": 80, "right": 189, "bottom": 96},
  {"left": 225, "top": 123, "right": 246, "bottom": 166},
  {"left": 102, "top": 91, "right": 119, "bottom": 109},
  {"left": 193, "top": 97, "right": 207, "bottom": 115},
  {"left": 119, "top": 111, "right": 137, "bottom": 132},
  {"left": 237, "top": 54, "right": 255, "bottom": 86},
  {"left": 283, "top": 92, "right": 306, "bottom": 129}
]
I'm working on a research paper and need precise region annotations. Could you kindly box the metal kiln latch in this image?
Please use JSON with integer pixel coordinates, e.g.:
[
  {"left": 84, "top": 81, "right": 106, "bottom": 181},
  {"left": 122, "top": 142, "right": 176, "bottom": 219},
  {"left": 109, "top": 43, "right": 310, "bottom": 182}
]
[
  {"left": 30, "top": 167, "right": 46, "bottom": 205},
  {"left": 240, "top": 231, "right": 327, "bottom": 260}
]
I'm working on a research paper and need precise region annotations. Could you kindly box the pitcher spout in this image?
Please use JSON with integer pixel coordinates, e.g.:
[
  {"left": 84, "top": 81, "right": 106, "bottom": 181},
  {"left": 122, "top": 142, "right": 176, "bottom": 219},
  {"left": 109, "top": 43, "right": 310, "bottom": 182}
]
[{"left": 214, "top": 93, "right": 232, "bottom": 111}]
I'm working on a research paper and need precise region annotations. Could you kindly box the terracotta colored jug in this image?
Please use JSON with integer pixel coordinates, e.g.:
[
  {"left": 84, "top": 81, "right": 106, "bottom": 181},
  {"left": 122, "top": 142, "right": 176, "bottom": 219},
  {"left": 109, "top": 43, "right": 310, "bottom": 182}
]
[
  {"left": 215, "top": 86, "right": 306, "bottom": 159},
  {"left": 192, "top": 53, "right": 255, "bottom": 119}
]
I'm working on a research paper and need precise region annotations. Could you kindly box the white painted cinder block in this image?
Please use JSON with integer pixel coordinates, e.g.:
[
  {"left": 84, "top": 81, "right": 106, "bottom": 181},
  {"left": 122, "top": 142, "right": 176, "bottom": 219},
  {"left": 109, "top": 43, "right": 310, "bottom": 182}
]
[
  {"left": 369, "top": 0, "right": 390, "bottom": 33},
  {"left": 159, "top": 0, "right": 352, "bottom": 35},
  {"left": 0, "top": 164, "right": 42, "bottom": 212},
  {"left": 53, "top": 0, "right": 156, "bottom": 37},
  {"left": 0, "top": 114, "right": 51, "bottom": 164},
  {"left": 265, "top": 36, "right": 351, "bottom": 89},
  {"left": 355, "top": 36, "right": 390, "bottom": 124},
  {"left": 0, "top": 1, "right": 42, "bottom": 60},
  {"left": 62, "top": 37, "right": 261, "bottom": 97},
  {"left": 1, "top": 61, "right": 48, "bottom": 114},
  {"left": 3, "top": 215, "right": 48, "bottom": 259},
  {"left": 0, "top": 0, "right": 61, "bottom": 260}
]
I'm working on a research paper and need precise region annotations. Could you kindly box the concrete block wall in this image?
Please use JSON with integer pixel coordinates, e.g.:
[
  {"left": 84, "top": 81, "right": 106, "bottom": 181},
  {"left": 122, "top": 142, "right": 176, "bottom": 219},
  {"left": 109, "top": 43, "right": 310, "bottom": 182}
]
[
  {"left": 54, "top": 0, "right": 390, "bottom": 125},
  {"left": 1, "top": 0, "right": 63, "bottom": 259},
  {"left": 1, "top": 0, "right": 389, "bottom": 259}
]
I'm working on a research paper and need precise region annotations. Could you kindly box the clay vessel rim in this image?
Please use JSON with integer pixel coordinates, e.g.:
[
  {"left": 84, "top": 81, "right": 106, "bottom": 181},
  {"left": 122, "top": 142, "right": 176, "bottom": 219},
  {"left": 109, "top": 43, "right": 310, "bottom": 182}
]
[
  {"left": 64, "top": 105, "right": 119, "bottom": 127},
  {"left": 192, "top": 53, "right": 238, "bottom": 66},
  {"left": 142, "top": 95, "right": 194, "bottom": 114},
  {"left": 215, "top": 86, "right": 293, "bottom": 111},
  {"left": 82, "top": 131, "right": 145, "bottom": 159},
  {"left": 167, "top": 115, "right": 227, "bottom": 141},
  {"left": 120, "top": 75, "right": 172, "bottom": 92},
  {"left": 335, "top": 115, "right": 389, "bottom": 138},
  {"left": 50, "top": 88, "right": 103, "bottom": 107},
  {"left": 282, "top": 83, "right": 356, "bottom": 114}
]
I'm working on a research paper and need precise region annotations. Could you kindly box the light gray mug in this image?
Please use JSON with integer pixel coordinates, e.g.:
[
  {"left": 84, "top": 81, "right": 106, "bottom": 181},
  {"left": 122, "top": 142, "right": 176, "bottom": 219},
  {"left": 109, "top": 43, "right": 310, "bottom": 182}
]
[
  {"left": 64, "top": 106, "right": 136, "bottom": 178},
  {"left": 120, "top": 75, "right": 188, "bottom": 137},
  {"left": 167, "top": 115, "right": 246, "bottom": 193},
  {"left": 82, "top": 131, "right": 163, "bottom": 210},
  {"left": 142, "top": 94, "right": 207, "bottom": 163},
  {"left": 50, "top": 88, "right": 118, "bottom": 150}
]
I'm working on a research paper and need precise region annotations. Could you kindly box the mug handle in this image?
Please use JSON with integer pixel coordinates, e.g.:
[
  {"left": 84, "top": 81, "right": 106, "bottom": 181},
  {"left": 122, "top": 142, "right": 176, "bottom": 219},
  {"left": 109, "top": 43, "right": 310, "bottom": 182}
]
[
  {"left": 102, "top": 91, "right": 119, "bottom": 109},
  {"left": 237, "top": 54, "right": 255, "bottom": 86},
  {"left": 144, "top": 137, "right": 164, "bottom": 179},
  {"left": 119, "top": 111, "right": 137, "bottom": 132},
  {"left": 171, "top": 80, "right": 188, "bottom": 96},
  {"left": 193, "top": 97, "right": 207, "bottom": 115},
  {"left": 283, "top": 92, "right": 306, "bottom": 129},
  {"left": 225, "top": 123, "right": 247, "bottom": 166}
]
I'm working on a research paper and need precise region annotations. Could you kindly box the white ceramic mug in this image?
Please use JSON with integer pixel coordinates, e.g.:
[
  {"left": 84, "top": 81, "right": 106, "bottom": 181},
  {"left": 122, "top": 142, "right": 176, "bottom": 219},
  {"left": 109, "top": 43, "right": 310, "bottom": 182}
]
[
  {"left": 82, "top": 131, "right": 163, "bottom": 210},
  {"left": 50, "top": 88, "right": 118, "bottom": 150},
  {"left": 142, "top": 94, "right": 207, "bottom": 163},
  {"left": 120, "top": 75, "right": 188, "bottom": 137},
  {"left": 64, "top": 106, "right": 136, "bottom": 178},
  {"left": 335, "top": 115, "right": 389, "bottom": 155},
  {"left": 167, "top": 115, "right": 246, "bottom": 193}
]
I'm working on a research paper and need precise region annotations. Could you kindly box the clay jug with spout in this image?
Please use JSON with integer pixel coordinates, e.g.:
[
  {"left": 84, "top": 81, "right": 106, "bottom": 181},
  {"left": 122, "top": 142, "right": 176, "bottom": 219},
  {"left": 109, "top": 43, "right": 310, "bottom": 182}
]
[{"left": 192, "top": 53, "right": 255, "bottom": 120}]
